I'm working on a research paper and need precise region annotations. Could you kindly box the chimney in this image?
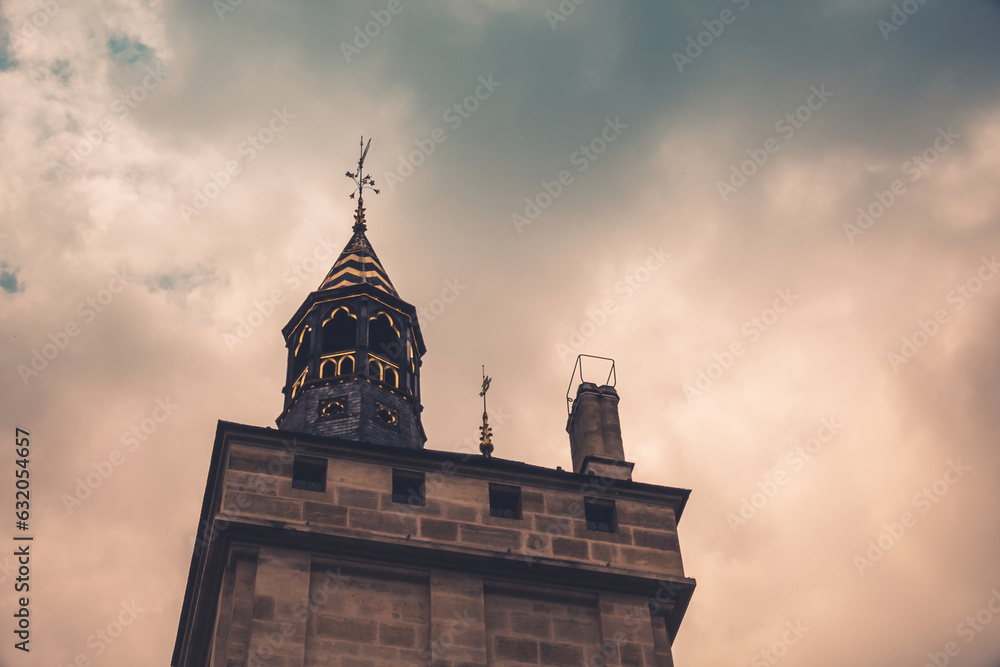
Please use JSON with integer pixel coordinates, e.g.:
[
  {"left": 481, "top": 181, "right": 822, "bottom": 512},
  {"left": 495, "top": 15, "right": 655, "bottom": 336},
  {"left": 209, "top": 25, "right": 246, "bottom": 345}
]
[{"left": 566, "top": 382, "right": 634, "bottom": 481}]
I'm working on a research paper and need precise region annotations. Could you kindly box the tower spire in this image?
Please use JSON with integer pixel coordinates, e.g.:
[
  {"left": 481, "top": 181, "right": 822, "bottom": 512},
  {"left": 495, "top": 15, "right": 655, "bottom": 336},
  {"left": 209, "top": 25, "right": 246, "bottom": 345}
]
[
  {"left": 479, "top": 365, "right": 493, "bottom": 457},
  {"left": 276, "top": 137, "right": 426, "bottom": 447},
  {"left": 345, "top": 136, "right": 380, "bottom": 233}
]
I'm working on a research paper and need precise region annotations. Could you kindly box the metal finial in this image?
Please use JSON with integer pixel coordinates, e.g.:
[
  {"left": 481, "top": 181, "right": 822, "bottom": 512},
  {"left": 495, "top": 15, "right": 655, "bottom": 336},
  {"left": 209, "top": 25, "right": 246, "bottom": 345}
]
[
  {"left": 345, "top": 136, "right": 380, "bottom": 233},
  {"left": 479, "top": 365, "right": 493, "bottom": 458}
]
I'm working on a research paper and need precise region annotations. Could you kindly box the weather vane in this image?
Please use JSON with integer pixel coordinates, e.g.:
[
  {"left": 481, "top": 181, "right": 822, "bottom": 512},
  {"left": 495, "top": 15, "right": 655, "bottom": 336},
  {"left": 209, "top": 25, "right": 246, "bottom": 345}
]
[
  {"left": 344, "top": 136, "right": 380, "bottom": 233},
  {"left": 479, "top": 365, "right": 493, "bottom": 458}
]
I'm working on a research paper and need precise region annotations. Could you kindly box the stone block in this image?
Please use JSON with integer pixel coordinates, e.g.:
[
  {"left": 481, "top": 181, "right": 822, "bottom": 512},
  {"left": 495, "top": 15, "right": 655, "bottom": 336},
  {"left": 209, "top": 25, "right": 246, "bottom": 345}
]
[
  {"left": 301, "top": 501, "right": 348, "bottom": 527},
  {"left": 378, "top": 622, "right": 416, "bottom": 648},
  {"left": 238, "top": 493, "right": 303, "bottom": 522},
  {"left": 458, "top": 524, "right": 521, "bottom": 551},
  {"left": 315, "top": 616, "right": 378, "bottom": 643},
  {"left": 632, "top": 528, "right": 680, "bottom": 551},
  {"left": 589, "top": 542, "right": 617, "bottom": 564},
  {"left": 617, "top": 502, "right": 676, "bottom": 531},
  {"left": 520, "top": 489, "right": 546, "bottom": 514},
  {"left": 533, "top": 514, "right": 573, "bottom": 538},
  {"left": 337, "top": 486, "right": 380, "bottom": 510},
  {"left": 348, "top": 508, "right": 417, "bottom": 536},
  {"left": 443, "top": 502, "right": 479, "bottom": 522},
  {"left": 493, "top": 636, "right": 538, "bottom": 662},
  {"left": 552, "top": 537, "right": 589, "bottom": 559},
  {"left": 510, "top": 613, "right": 551, "bottom": 639},
  {"left": 420, "top": 518, "right": 459, "bottom": 542},
  {"left": 540, "top": 640, "right": 585, "bottom": 664},
  {"left": 253, "top": 595, "right": 275, "bottom": 621},
  {"left": 229, "top": 446, "right": 290, "bottom": 477}
]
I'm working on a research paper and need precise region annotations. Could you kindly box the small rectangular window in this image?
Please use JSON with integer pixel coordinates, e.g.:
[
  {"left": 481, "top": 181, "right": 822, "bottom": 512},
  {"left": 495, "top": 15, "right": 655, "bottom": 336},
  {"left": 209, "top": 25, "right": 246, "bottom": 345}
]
[
  {"left": 584, "top": 498, "right": 616, "bottom": 533},
  {"left": 292, "top": 456, "right": 327, "bottom": 493},
  {"left": 489, "top": 484, "right": 522, "bottom": 520},
  {"left": 392, "top": 470, "right": 425, "bottom": 506}
]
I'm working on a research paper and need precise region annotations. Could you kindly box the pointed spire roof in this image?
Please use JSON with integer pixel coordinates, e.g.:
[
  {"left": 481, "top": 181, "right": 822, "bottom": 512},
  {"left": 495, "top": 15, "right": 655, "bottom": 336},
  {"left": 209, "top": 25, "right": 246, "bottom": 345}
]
[
  {"left": 318, "top": 137, "right": 398, "bottom": 296},
  {"left": 318, "top": 220, "right": 398, "bottom": 297}
]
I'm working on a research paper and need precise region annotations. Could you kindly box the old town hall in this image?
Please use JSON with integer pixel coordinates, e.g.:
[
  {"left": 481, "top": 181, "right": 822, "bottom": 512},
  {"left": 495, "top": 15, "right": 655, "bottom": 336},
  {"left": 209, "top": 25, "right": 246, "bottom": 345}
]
[{"left": 172, "top": 141, "right": 696, "bottom": 666}]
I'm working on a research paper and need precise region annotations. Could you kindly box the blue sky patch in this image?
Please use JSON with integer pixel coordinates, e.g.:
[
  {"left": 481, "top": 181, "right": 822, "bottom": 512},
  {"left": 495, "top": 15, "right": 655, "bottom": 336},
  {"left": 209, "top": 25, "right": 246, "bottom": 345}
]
[
  {"left": 51, "top": 59, "right": 70, "bottom": 83},
  {"left": 0, "top": 31, "right": 17, "bottom": 71},
  {"left": 0, "top": 264, "right": 23, "bottom": 294},
  {"left": 107, "top": 34, "right": 152, "bottom": 65}
]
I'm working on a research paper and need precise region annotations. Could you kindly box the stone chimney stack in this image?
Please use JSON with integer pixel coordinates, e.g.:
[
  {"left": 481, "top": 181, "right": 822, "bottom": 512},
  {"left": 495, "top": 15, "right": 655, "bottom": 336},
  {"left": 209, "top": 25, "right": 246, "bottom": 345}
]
[{"left": 566, "top": 382, "right": 634, "bottom": 481}]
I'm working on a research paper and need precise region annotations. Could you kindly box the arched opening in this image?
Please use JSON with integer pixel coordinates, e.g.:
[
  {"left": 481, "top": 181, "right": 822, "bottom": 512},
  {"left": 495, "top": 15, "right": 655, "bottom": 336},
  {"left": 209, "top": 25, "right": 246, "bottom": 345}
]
[
  {"left": 322, "top": 308, "right": 356, "bottom": 353},
  {"left": 290, "top": 368, "right": 307, "bottom": 400},
  {"left": 319, "top": 352, "right": 356, "bottom": 379},
  {"left": 368, "top": 312, "right": 401, "bottom": 360},
  {"left": 384, "top": 367, "right": 399, "bottom": 389},
  {"left": 293, "top": 325, "right": 311, "bottom": 375},
  {"left": 340, "top": 355, "right": 355, "bottom": 375}
]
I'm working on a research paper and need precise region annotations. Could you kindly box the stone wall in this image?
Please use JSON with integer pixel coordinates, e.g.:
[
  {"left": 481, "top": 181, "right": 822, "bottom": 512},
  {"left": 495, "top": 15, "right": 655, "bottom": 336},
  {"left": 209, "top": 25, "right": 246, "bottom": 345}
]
[
  {"left": 304, "top": 560, "right": 430, "bottom": 666},
  {"left": 222, "top": 443, "right": 685, "bottom": 580},
  {"left": 209, "top": 552, "right": 676, "bottom": 667},
  {"left": 484, "top": 586, "right": 602, "bottom": 666},
  {"left": 201, "top": 439, "right": 685, "bottom": 666}
]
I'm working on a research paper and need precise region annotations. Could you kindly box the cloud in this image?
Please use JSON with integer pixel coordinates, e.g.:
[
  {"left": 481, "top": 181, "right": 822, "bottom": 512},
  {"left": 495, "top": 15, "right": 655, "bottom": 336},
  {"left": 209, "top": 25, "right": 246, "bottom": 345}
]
[{"left": 1, "top": 0, "right": 1000, "bottom": 665}]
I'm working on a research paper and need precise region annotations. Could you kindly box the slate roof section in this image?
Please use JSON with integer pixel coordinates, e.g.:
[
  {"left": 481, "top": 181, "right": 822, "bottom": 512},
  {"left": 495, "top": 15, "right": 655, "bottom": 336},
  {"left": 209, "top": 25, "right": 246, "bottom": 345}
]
[{"left": 318, "top": 225, "right": 398, "bottom": 297}]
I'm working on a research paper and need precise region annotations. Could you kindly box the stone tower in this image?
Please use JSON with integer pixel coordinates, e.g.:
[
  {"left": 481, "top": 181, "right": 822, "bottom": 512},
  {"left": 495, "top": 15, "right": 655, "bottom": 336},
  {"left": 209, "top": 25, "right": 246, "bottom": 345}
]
[
  {"left": 172, "top": 148, "right": 696, "bottom": 667},
  {"left": 275, "top": 194, "right": 426, "bottom": 449}
]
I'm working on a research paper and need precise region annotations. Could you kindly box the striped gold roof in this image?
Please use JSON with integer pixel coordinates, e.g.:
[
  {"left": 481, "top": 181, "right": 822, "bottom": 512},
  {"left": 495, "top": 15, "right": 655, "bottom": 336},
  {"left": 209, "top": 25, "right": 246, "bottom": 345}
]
[{"left": 318, "top": 227, "right": 398, "bottom": 297}]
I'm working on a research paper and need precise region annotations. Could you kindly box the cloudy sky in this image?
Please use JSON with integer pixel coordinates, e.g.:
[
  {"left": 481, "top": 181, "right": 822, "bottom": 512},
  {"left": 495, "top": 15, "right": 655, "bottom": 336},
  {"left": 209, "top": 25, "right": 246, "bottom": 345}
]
[{"left": 2, "top": 0, "right": 1000, "bottom": 664}]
